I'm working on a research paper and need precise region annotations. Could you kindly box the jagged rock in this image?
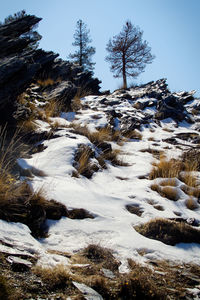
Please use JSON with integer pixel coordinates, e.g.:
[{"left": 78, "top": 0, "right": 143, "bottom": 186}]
[
  {"left": 40, "top": 58, "right": 101, "bottom": 95},
  {"left": 7, "top": 256, "right": 32, "bottom": 272},
  {"left": 44, "top": 81, "right": 77, "bottom": 109},
  {"left": 0, "top": 15, "right": 101, "bottom": 124},
  {"left": 0, "top": 16, "right": 58, "bottom": 123},
  {"left": 120, "top": 116, "right": 142, "bottom": 133},
  {"left": 73, "top": 281, "right": 103, "bottom": 300}
]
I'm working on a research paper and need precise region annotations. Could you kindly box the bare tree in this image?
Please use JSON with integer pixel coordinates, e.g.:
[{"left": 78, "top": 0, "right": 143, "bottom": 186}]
[
  {"left": 69, "top": 19, "right": 95, "bottom": 72},
  {"left": 105, "top": 21, "right": 155, "bottom": 89}
]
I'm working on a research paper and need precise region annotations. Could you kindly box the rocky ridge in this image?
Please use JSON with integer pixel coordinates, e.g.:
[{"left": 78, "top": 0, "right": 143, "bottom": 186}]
[{"left": 0, "top": 14, "right": 101, "bottom": 123}]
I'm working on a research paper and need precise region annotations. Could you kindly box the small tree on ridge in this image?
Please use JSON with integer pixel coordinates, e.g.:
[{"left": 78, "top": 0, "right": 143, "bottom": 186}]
[
  {"left": 105, "top": 21, "right": 155, "bottom": 89},
  {"left": 69, "top": 19, "right": 96, "bottom": 72}
]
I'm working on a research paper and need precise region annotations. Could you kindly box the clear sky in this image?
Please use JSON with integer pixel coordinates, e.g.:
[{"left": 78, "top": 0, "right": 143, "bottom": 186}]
[{"left": 1, "top": 0, "right": 200, "bottom": 96}]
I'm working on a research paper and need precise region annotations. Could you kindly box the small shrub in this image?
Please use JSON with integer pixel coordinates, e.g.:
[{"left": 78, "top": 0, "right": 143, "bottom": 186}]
[{"left": 135, "top": 218, "right": 200, "bottom": 245}]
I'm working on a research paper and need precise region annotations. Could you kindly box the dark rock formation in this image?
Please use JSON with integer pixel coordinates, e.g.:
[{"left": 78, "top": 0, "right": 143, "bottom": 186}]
[
  {"left": 0, "top": 14, "right": 101, "bottom": 124},
  {"left": 0, "top": 15, "right": 58, "bottom": 123}
]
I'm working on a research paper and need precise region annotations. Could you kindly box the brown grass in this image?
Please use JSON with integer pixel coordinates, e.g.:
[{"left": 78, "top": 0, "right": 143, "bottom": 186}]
[
  {"left": 43, "top": 99, "right": 63, "bottom": 120},
  {"left": 159, "top": 178, "right": 177, "bottom": 186},
  {"left": 18, "top": 118, "right": 38, "bottom": 133},
  {"left": 162, "top": 127, "right": 174, "bottom": 132},
  {"left": 135, "top": 218, "right": 200, "bottom": 245},
  {"left": 151, "top": 184, "right": 179, "bottom": 201},
  {"left": 82, "top": 244, "right": 120, "bottom": 272},
  {"left": 71, "top": 86, "right": 92, "bottom": 111},
  {"left": 181, "top": 185, "right": 200, "bottom": 198},
  {"left": 98, "top": 149, "right": 129, "bottom": 167},
  {"left": 124, "top": 129, "right": 142, "bottom": 140},
  {"left": 185, "top": 197, "right": 199, "bottom": 210},
  {"left": 149, "top": 158, "right": 182, "bottom": 180},
  {"left": 71, "top": 124, "right": 113, "bottom": 144},
  {"left": 140, "top": 148, "right": 164, "bottom": 159},
  {"left": 37, "top": 78, "right": 56, "bottom": 87},
  {"left": 32, "top": 264, "right": 71, "bottom": 289},
  {"left": 73, "top": 144, "right": 98, "bottom": 178},
  {"left": 179, "top": 172, "right": 198, "bottom": 187}
]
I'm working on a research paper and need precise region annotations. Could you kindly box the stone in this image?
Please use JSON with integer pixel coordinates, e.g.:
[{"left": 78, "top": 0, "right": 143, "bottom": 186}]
[
  {"left": 7, "top": 256, "right": 32, "bottom": 272},
  {"left": 0, "top": 15, "right": 101, "bottom": 124},
  {"left": 73, "top": 281, "right": 103, "bottom": 300}
]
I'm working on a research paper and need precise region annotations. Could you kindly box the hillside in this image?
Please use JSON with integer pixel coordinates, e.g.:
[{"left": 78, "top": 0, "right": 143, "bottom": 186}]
[{"left": 0, "top": 14, "right": 200, "bottom": 300}]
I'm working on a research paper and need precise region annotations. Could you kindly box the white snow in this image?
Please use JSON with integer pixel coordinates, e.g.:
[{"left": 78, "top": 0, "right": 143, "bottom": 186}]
[{"left": 1, "top": 91, "right": 200, "bottom": 272}]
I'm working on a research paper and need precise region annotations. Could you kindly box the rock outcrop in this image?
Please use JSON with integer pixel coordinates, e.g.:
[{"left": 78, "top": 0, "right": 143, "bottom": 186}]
[
  {"left": 82, "top": 78, "right": 197, "bottom": 133},
  {"left": 0, "top": 15, "right": 101, "bottom": 124}
]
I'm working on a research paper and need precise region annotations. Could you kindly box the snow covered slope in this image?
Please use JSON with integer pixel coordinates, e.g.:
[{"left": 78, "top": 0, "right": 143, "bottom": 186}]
[{"left": 1, "top": 79, "right": 200, "bottom": 273}]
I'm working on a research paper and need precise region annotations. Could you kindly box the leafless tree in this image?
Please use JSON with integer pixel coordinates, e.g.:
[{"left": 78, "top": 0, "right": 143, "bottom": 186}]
[{"left": 105, "top": 21, "right": 155, "bottom": 89}]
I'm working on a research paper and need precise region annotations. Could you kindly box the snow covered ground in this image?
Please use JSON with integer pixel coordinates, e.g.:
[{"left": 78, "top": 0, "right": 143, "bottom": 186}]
[{"left": 1, "top": 89, "right": 200, "bottom": 273}]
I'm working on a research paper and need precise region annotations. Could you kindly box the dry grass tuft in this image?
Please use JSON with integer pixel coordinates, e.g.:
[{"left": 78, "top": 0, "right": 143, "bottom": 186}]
[
  {"left": 181, "top": 185, "right": 200, "bottom": 198},
  {"left": 140, "top": 148, "right": 164, "bottom": 159},
  {"left": 162, "top": 127, "right": 174, "bottom": 132},
  {"left": 37, "top": 78, "right": 56, "bottom": 87},
  {"left": 83, "top": 244, "right": 120, "bottom": 272},
  {"left": 18, "top": 118, "right": 38, "bottom": 133},
  {"left": 151, "top": 184, "right": 179, "bottom": 201},
  {"left": 149, "top": 158, "right": 182, "bottom": 180},
  {"left": 32, "top": 264, "right": 71, "bottom": 289},
  {"left": 73, "top": 144, "right": 99, "bottom": 178},
  {"left": 159, "top": 178, "right": 177, "bottom": 186},
  {"left": 71, "top": 86, "right": 92, "bottom": 111},
  {"left": 179, "top": 172, "right": 197, "bottom": 187},
  {"left": 99, "top": 149, "right": 129, "bottom": 167},
  {"left": 185, "top": 197, "right": 199, "bottom": 210},
  {"left": 124, "top": 129, "right": 142, "bottom": 140},
  {"left": 43, "top": 99, "right": 63, "bottom": 121},
  {"left": 135, "top": 218, "right": 200, "bottom": 245},
  {"left": 161, "top": 186, "right": 179, "bottom": 201},
  {"left": 71, "top": 124, "right": 114, "bottom": 145}
]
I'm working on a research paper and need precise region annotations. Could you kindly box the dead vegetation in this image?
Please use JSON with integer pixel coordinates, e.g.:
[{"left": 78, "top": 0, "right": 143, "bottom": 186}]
[
  {"left": 126, "top": 204, "right": 144, "bottom": 216},
  {"left": 135, "top": 218, "right": 200, "bottom": 245},
  {"left": 1, "top": 243, "right": 200, "bottom": 299},
  {"left": 150, "top": 184, "right": 179, "bottom": 201}
]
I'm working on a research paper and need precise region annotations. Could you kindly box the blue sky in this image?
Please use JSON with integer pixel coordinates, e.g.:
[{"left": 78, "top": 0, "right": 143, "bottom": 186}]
[{"left": 1, "top": 0, "right": 199, "bottom": 96}]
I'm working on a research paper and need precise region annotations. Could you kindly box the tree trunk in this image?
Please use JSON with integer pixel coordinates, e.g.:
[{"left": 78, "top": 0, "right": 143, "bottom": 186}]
[{"left": 122, "top": 53, "right": 127, "bottom": 89}]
